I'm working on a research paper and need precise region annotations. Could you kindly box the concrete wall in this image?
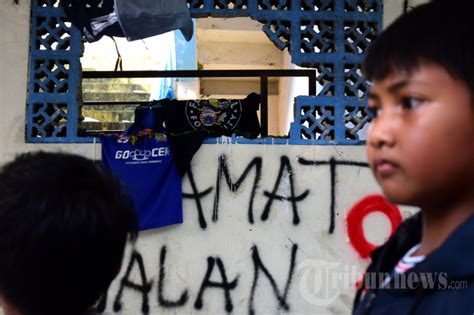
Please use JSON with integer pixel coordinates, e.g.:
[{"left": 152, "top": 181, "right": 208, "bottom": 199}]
[
  {"left": 0, "top": 1, "right": 96, "bottom": 164},
  {"left": 0, "top": 1, "right": 426, "bottom": 314},
  {"left": 98, "top": 143, "right": 417, "bottom": 314}
]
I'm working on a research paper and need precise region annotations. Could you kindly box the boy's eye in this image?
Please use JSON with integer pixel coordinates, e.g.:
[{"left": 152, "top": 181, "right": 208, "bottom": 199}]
[{"left": 401, "top": 96, "right": 426, "bottom": 110}]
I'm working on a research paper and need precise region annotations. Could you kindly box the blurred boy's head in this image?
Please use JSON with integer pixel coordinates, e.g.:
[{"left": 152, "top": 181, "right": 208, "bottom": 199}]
[
  {"left": 363, "top": 1, "right": 474, "bottom": 209},
  {"left": 0, "top": 152, "right": 137, "bottom": 315}
]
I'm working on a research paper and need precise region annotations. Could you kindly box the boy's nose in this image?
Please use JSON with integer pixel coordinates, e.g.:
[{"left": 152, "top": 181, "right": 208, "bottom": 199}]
[{"left": 368, "top": 113, "right": 396, "bottom": 149}]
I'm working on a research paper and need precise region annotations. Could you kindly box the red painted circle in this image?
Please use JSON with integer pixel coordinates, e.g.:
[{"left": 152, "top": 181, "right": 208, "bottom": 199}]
[{"left": 346, "top": 195, "right": 402, "bottom": 259}]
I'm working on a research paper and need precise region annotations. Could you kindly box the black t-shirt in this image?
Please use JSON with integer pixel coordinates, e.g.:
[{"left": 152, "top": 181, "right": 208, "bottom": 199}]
[{"left": 162, "top": 93, "right": 261, "bottom": 175}]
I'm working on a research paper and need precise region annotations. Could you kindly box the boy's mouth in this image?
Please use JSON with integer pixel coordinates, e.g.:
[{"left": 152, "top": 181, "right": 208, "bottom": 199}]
[{"left": 372, "top": 158, "right": 399, "bottom": 177}]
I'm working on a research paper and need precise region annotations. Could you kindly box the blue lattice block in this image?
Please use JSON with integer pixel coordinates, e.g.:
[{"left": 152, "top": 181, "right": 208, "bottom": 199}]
[
  {"left": 188, "top": 0, "right": 205, "bottom": 10},
  {"left": 301, "top": 0, "right": 335, "bottom": 11},
  {"left": 34, "top": 0, "right": 60, "bottom": 7},
  {"left": 291, "top": 96, "right": 336, "bottom": 143},
  {"left": 214, "top": 0, "right": 249, "bottom": 9},
  {"left": 344, "top": 63, "right": 368, "bottom": 98},
  {"left": 261, "top": 19, "right": 291, "bottom": 49},
  {"left": 257, "top": 0, "right": 290, "bottom": 10},
  {"left": 344, "top": 103, "right": 371, "bottom": 141},
  {"left": 30, "top": 103, "right": 69, "bottom": 138},
  {"left": 27, "top": 0, "right": 82, "bottom": 142},
  {"left": 33, "top": 59, "right": 70, "bottom": 94},
  {"left": 344, "top": 0, "right": 379, "bottom": 12},
  {"left": 344, "top": 20, "right": 377, "bottom": 54},
  {"left": 315, "top": 63, "right": 335, "bottom": 96},
  {"left": 300, "top": 20, "right": 336, "bottom": 54},
  {"left": 187, "top": 0, "right": 251, "bottom": 17},
  {"left": 34, "top": 15, "right": 72, "bottom": 51}
]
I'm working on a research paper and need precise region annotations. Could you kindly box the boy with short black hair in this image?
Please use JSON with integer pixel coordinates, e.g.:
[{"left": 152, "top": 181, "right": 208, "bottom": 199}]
[
  {"left": 353, "top": 0, "right": 474, "bottom": 314},
  {"left": 0, "top": 152, "right": 137, "bottom": 315}
]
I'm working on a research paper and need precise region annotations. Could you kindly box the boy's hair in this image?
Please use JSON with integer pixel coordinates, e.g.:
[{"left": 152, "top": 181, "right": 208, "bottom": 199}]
[
  {"left": 0, "top": 152, "right": 137, "bottom": 315},
  {"left": 364, "top": 0, "right": 474, "bottom": 95}
]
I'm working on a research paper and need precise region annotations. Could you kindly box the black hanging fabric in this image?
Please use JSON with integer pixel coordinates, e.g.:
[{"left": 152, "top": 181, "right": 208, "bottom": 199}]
[
  {"left": 61, "top": 0, "right": 122, "bottom": 42},
  {"left": 115, "top": 0, "right": 193, "bottom": 41},
  {"left": 60, "top": 0, "right": 193, "bottom": 42},
  {"left": 162, "top": 93, "right": 262, "bottom": 176}
]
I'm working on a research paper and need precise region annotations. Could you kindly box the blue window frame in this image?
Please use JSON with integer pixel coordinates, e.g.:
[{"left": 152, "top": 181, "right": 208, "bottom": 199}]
[{"left": 27, "top": 0, "right": 382, "bottom": 144}]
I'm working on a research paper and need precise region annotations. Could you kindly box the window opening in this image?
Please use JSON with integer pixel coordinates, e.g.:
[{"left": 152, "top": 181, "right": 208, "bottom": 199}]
[{"left": 27, "top": 0, "right": 382, "bottom": 144}]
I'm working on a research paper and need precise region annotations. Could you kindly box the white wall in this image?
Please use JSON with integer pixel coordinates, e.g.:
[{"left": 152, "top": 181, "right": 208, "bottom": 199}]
[
  {"left": 383, "top": 0, "right": 430, "bottom": 28},
  {"left": 101, "top": 143, "right": 417, "bottom": 314}
]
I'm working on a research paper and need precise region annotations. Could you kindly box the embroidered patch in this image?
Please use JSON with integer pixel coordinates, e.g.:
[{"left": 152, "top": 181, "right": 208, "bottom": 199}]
[{"left": 185, "top": 99, "right": 242, "bottom": 131}]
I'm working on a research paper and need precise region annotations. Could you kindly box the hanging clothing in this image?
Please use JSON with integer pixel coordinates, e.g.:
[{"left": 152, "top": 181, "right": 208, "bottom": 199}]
[
  {"left": 61, "top": 0, "right": 193, "bottom": 42},
  {"left": 115, "top": 0, "right": 193, "bottom": 42},
  {"left": 101, "top": 103, "right": 182, "bottom": 231},
  {"left": 89, "top": 11, "right": 120, "bottom": 38},
  {"left": 61, "top": 0, "right": 125, "bottom": 42},
  {"left": 101, "top": 135, "right": 182, "bottom": 231},
  {"left": 162, "top": 93, "right": 262, "bottom": 176}
]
